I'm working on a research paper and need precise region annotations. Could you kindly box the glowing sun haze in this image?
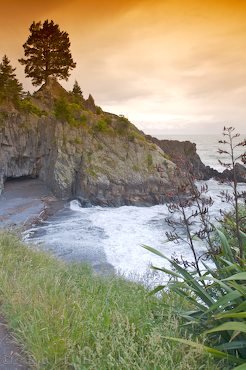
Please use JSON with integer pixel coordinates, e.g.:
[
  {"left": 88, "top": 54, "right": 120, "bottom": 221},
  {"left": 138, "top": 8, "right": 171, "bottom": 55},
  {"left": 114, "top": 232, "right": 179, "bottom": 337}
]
[{"left": 1, "top": 0, "right": 246, "bottom": 135}]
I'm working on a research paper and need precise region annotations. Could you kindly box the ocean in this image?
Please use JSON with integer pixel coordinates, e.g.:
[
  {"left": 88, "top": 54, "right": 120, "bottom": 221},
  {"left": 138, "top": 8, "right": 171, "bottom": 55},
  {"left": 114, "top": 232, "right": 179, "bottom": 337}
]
[{"left": 25, "top": 134, "right": 246, "bottom": 280}]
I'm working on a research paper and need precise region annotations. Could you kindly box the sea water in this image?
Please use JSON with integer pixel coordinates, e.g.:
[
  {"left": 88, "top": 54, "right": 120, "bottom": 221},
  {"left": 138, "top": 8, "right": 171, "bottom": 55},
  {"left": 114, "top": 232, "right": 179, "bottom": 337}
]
[{"left": 25, "top": 134, "right": 246, "bottom": 279}]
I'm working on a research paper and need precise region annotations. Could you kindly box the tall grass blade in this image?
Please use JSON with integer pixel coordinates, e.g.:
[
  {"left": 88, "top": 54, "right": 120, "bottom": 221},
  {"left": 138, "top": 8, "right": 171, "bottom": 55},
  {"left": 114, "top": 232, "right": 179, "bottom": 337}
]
[
  {"left": 205, "top": 322, "right": 246, "bottom": 335},
  {"left": 163, "top": 336, "right": 244, "bottom": 364}
]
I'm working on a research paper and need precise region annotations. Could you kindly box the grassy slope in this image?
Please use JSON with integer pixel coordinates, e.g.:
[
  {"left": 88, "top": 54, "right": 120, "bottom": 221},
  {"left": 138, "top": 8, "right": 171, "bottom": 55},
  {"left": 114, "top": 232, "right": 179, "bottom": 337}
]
[{"left": 0, "top": 232, "right": 221, "bottom": 369}]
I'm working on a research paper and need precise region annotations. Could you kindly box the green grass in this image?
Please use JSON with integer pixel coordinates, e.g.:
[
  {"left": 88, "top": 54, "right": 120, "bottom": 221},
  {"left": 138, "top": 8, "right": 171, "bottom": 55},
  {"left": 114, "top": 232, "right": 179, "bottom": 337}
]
[{"left": 0, "top": 232, "right": 221, "bottom": 369}]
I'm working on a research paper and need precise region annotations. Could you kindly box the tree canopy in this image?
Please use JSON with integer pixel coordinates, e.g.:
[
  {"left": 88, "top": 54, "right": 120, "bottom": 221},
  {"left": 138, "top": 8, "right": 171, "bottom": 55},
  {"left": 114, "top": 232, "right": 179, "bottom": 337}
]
[
  {"left": 0, "top": 55, "right": 23, "bottom": 103},
  {"left": 72, "top": 80, "right": 83, "bottom": 97},
  {"left": 19, "top": 20, "right": 76, "bottom": 86}
]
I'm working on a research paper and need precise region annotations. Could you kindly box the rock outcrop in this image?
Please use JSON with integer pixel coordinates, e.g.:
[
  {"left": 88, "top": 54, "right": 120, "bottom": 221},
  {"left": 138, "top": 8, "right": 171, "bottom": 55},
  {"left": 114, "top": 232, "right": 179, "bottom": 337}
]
[
  {"left": 146, "top": 135, "right": 246, "bottom": 183},
  {"left": 0, "top": 81, "right": 182, "bottom": 206},
  {"left": 220, "top": 163, "right": 246, "bottom": 183},
  {"left": 2, "top": 79, "right": 244, "bottom": 205}
]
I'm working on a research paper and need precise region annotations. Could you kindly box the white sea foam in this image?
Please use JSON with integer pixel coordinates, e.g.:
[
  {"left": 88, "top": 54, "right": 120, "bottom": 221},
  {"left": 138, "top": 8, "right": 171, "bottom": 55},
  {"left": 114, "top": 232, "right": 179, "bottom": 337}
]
[
  {"left": 24, "top": 134, "right": 246, "bottom": 281},
  {"left": 25, "top": 179, "right": 246, "bottom": 280}
]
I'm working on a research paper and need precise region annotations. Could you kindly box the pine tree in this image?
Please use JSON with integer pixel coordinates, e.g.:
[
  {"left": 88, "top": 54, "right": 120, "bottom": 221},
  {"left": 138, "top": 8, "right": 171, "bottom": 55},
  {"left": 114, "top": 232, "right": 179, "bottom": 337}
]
[
  {"left": 72, "top": 80, "right": 83, "bottom": 97},
  {"left": 0, "top": 55, "right": 23, "bottom": 103},
  {"left": 19, "top": 20, "right": 76, "bottom": 86}
]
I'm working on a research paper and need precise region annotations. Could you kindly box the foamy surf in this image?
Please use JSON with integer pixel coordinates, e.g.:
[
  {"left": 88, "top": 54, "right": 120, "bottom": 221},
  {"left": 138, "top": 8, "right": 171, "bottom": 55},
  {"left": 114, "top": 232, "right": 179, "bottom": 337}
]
[{"left": 24, "top": 179, "right": 246, "bottom": 281}]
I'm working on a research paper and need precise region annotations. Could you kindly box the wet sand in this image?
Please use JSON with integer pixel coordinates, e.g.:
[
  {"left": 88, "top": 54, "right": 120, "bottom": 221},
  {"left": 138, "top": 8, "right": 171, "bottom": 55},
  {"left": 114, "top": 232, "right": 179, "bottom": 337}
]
[{"left": 0, "top": 178, "right": 65, "bottom": 230}]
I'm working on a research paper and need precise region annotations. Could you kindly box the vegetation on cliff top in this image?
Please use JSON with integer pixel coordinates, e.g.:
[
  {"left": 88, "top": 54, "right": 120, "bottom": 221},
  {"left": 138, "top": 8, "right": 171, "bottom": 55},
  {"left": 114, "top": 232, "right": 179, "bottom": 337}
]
[
  {"left": 19, "top": 20, "right": 76, "bottom": 86},
  {"left": 0, "top": 19, "right": 160, "bottom": 150},
  {"left": 0, "top": 55, "right": 23, "bottom": 104}
]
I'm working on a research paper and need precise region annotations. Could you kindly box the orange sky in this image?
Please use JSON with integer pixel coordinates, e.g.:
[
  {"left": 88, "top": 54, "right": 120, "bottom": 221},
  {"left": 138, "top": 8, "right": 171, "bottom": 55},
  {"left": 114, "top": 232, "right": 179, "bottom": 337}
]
[{"left": 1, "top": 0, "right": 246, "bottom": 135}]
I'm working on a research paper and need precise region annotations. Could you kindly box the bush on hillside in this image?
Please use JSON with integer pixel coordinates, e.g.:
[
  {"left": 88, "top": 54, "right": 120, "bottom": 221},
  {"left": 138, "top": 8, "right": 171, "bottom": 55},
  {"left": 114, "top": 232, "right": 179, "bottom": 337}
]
[{"left": 54, "top": 98, "right": 87, "bottom": 127}]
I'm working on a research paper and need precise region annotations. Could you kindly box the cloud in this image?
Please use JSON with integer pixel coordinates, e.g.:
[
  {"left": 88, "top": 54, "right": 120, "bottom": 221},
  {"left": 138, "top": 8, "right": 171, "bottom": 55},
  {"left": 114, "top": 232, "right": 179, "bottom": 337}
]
[{"left": 1, "top": 0, "right": 246, "bottom": 135}]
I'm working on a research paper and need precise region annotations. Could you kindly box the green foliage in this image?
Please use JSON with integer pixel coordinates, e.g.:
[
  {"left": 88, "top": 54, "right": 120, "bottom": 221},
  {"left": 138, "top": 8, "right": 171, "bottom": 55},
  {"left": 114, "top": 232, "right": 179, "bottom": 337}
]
[
  {"left": 220, "top": 206, "right": 246, "bottom": 257},
  {"left": 54, "top": 98, "right": 87, "bottom": 127},
  {"left": 0, "top": 232, "right": 219, "bottom": 369},
  {"left": 86, "top": 167, "right": 98, "bottom": 177},
  {"left": 17, "top": 98, "right": 45, "bottom": 116},
  {"left": 132, "top": 165, "right": 140, "bottom": 172},
  {"left": 218, "top": 127, "right": 246, "bottom": 261},
  {"left": 104, "top": 116, "right": 112, "bottom": 125},
  {"left": 116, "top": 115, "right": 130, "bottom": 134},
  {"left": 72, "top": 80, "right": 83, "bottom": 97},
  {"left": 92, "top": 115, "right": 115, "bottom": 134},
  {"left": 93, "top": 119, "right": 109, "bottom": 132},
  {"left": 144, "top": 226, "right": 246, "bottom": 367},
  {"left": 147, "top": 153, "right": 153, "bottom": 168},
  {"left": 96, "top": 106, "right": 103, "bottom": 115},
  {"left": 0, "top": 111, "right": 8, "bottom": 122},
  {"left": 69, "top": 137, "right": 82, "bottom": 145},
  {"left": 143, "top": 127, "right": 246, "bottom": 368},
  {"left": 54, "top": 98, "right": 71, "bottom": 122},
  {"left": 0, "top": 55, "right": 23, "bottom": 103},
  {"left": 162, "top": 152, "right": 171, "bottom": 161},
  {"left": 19, "top": 20, "right": 76, "bottom": 86},
  {"left": 128, "top": 130, "right": 146, "bottom": 142}
]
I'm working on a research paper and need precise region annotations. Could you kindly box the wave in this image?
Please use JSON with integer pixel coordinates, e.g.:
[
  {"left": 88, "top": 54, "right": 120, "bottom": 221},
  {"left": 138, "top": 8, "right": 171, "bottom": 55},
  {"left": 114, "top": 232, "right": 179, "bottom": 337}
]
[{"left": 24, "top": 179, "right": 246, "bottom": 281}]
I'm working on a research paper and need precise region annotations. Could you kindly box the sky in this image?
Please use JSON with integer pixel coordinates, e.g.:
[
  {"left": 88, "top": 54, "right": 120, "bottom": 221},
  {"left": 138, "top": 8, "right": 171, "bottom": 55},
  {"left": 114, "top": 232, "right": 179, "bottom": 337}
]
[{"left": 0, "top": 0, "right": 246, "bottom": 135}]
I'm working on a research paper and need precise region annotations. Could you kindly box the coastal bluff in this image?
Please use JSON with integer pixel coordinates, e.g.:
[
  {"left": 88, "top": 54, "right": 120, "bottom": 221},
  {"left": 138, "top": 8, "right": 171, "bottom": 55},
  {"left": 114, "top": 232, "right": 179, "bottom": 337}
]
[
  {"left": 0, "top": 79, "right": 181, "bottom": 206},
  {"left": 146, "top": 136, "right": 246, "bottom": 183},
  {"left": 1, "top": 79, "right": 245, "bottom": 207}
]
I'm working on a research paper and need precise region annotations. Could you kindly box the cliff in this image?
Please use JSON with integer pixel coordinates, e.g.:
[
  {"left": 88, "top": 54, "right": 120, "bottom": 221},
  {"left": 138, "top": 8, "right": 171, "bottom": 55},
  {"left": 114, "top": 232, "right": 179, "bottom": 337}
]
[
  {"left": 0, "top": 79, "right": 181, "bottom": 206},
  {"left": 146, "top": 135, "right": 218, "bottom": 180},
  {"left": 146, "top": 135, "right": 246, "bottom": 183}
]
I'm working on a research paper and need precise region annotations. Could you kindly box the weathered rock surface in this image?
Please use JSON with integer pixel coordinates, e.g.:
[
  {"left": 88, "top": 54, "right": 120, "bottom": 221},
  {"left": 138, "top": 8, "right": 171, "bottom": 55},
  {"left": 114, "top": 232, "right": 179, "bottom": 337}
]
[
  {"left": 147, "top": 135, "right": 246, "bottom": 183},
  {"left": 220, "top": 163, "right": 246, "bottom": 183},
  {"left": 0, "top": 80, "right": 181, "bottom": 206}
]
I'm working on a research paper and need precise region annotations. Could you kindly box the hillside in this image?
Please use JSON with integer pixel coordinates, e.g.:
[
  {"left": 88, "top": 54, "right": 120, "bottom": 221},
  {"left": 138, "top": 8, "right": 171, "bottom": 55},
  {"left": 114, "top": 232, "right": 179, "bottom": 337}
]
[{"left": 0, "top": 78, "right": 182, "bottom": 206}]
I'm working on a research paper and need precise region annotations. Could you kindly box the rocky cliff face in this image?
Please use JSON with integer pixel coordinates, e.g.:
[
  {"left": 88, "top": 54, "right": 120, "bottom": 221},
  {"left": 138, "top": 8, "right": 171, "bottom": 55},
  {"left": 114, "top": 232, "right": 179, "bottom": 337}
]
[
  {"left": 146, "top": 135, "right": 246, "bottom": 183},
  {"left": 0, "top": 80, "right": 181, "bottom": 206},
  {"left": 146, "top": 136, "right": 218, "bottom": 180}
]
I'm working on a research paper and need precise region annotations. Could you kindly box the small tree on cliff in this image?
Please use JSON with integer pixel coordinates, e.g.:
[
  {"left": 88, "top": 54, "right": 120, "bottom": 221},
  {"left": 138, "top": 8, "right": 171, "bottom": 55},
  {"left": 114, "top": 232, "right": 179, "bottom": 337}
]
[
  {"left": 0, "top": 55, "right": 23, "bottom": 103},
  {"left": 19, "top": 20, "right": 76, "bottom": 86},
  {"left": 72, "top": 80, "right": 83, "bottom": 97}
]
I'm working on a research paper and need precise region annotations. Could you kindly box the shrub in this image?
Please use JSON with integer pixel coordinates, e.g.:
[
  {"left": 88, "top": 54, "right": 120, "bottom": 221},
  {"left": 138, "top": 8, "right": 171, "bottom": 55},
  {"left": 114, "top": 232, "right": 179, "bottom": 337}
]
[
  {"left": 128, "top": 131, "right": 146, "bottom": 143},
  {"left": 147, "top": 153, "right": 153, "bottom": 169},
  {"left": 144, "top": 127, "right": 246, "bottom": 367},
  {"left": 96, "top": 106, "right": 103, "bottom": 115},
  {"left": 219, "top": 206, "right": 246, "bottom": 257},
  {"left": 54, "top": 98, "right": 71, "bottom": 122},
  {"left": 144, "top": 228, "right": 246, "bottom": 367},
  {"left": 0, "top": 110, "right": 8, "bottom": 121},
  {"left": 104, "top": 116, "right": 112, "bottom": 125},
  {"left": 54, "top": 98, "right": 87, "bottom": 127},
  {"left": 116, "top": 115, "right": 130, "bottom": 134},
  {"left": 17, "top": 98, "right": 45, "bottom": 116},
  {"left": 93, "top": 119, "right": 108, "bottom": 132}
]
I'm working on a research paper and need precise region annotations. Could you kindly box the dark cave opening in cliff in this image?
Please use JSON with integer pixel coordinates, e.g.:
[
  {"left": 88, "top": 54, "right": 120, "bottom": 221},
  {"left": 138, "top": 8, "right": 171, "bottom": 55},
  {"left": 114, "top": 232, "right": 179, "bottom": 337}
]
[
  {"left": 5, "top": 175, "right": 38, "bottom": 184},
  {"left": 2, "top": 175, "right": 50, "bottom": 200}
]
